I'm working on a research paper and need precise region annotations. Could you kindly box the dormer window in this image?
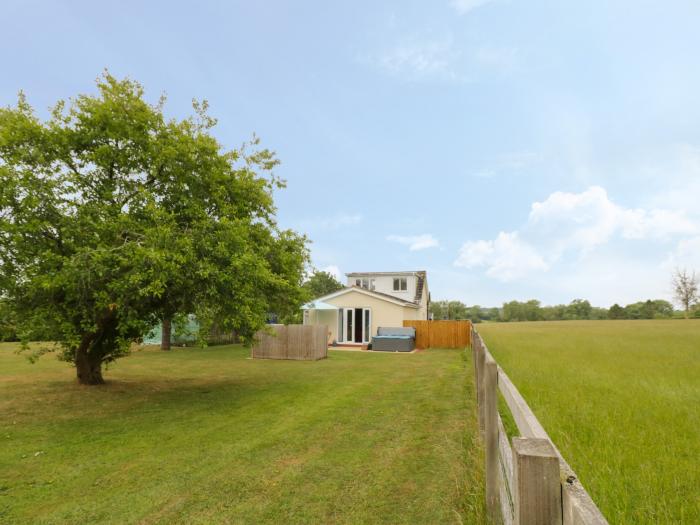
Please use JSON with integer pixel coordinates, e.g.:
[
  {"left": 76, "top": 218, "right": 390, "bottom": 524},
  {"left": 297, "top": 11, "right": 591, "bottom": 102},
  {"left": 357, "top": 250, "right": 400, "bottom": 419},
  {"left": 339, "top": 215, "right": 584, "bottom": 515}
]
[
  {"left": 393, "top": 277, "right": 407, "bottom": 291},
  {"left": 355, "top": 278, "right": 376, "bottom": 290}
]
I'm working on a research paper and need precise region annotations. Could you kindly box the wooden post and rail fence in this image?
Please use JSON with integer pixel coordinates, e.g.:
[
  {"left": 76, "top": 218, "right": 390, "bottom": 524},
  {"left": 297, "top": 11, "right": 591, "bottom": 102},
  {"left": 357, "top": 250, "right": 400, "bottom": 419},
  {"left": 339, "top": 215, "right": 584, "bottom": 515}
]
[{"left": 471, "top": 325, "right": 608, "bottom": 525}]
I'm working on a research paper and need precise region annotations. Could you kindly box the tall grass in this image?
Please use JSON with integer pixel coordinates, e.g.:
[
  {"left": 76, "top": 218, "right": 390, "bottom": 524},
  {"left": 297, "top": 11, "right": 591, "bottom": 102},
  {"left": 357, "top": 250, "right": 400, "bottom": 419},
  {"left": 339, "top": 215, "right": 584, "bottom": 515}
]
[{"left": 478, "top": 320, "right": 700, "bottom": 524}]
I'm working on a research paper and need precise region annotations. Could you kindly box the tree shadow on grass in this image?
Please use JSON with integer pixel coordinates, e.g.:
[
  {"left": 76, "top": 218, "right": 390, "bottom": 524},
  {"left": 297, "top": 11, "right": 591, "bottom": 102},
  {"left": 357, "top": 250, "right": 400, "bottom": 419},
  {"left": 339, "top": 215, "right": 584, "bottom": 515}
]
[{"left": 1, "top": 371, "right": 309, "bottom": 427}]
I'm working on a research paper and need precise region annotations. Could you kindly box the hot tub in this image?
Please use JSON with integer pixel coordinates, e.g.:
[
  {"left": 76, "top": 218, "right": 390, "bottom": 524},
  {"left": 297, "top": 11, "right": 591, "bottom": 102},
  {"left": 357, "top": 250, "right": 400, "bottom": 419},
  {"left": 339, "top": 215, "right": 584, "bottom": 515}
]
[{"left": 371, "top": 326, "right": 416, "bottom": 352}]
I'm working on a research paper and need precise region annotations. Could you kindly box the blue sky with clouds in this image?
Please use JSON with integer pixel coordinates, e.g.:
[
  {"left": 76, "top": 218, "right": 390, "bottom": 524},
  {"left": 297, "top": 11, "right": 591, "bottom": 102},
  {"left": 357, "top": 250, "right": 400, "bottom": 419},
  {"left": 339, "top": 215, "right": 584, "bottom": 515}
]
[{"left": 4, "top": 0, "right": 700, "bottom": 307}]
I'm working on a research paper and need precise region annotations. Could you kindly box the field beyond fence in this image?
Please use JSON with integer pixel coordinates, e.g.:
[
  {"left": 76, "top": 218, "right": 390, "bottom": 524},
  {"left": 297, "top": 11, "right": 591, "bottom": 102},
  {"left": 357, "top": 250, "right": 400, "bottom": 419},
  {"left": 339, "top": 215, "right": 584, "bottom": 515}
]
[
  {"left": 251, "top": 324, "right": 328, "bottom": 360},
  {"left": 477, "top": 320, "right": 700, "bottom": 523},
  {"left": 403, "top": 320, "right": 471, "bottom": 349},
  {"left": 472, "top": 326, "right": 608, "bottom": 525}
]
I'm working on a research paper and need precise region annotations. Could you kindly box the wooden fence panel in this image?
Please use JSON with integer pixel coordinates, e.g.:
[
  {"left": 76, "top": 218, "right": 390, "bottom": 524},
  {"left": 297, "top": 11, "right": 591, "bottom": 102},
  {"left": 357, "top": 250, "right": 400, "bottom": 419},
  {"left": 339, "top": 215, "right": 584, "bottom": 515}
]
[
  {"left": 251, "top": 324, "right": 328, "bottom": 361},
  {"left": 286, "top": 324, "right": 303, "bottom": 360},
  {"left": 402, "top": 320, "right": 472, "bottom": 349}
]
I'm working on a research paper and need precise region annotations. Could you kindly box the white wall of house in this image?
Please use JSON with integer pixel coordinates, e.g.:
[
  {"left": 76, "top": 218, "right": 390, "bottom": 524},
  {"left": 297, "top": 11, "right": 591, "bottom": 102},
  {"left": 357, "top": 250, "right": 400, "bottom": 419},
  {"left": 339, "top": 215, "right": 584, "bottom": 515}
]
[
  {"left": 321, "top": 290, "right": 418, "bottom": 344},
  {"left": 304, "top": 309, "right": 336, "bottom": 344},
  {"left": 346, "top": 274, "right": 417, "bottom": 301}
]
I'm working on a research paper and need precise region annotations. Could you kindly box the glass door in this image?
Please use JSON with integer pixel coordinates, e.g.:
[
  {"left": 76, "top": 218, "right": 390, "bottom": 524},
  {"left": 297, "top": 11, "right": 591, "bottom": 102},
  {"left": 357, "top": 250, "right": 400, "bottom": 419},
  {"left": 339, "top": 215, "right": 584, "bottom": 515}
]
[
  {"left": 346, "top": 308, "right": 354, "bottom": 342},
  {"left": 363, "top": 308, "right": 371, "bottom": 343},
  {"left": 337, "top": 308, "right": 344, "bottom": 343}
]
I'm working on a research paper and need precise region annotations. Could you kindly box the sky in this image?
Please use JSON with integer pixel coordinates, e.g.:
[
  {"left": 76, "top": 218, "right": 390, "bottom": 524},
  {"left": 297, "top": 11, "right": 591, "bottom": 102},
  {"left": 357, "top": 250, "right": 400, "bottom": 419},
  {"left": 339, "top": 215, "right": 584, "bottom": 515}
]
[{"left": 3, "top": 0, "right": 700, "bottom": 307}]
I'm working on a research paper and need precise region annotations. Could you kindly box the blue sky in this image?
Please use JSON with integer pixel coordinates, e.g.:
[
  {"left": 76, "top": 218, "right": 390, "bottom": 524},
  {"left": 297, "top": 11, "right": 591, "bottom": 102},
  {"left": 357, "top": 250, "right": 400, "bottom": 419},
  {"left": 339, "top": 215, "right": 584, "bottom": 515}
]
[{"left": 4, "top": 0, "right": 700, "bottom": 307}]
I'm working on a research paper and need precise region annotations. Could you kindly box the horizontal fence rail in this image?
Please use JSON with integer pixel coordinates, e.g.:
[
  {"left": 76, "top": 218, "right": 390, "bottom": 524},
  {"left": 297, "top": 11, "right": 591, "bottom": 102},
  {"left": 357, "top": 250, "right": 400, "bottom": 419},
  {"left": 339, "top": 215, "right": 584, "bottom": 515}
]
[
  {"left": 402, "top": 320, "right": 472, "bottom": 349},
  {"left": 472, "top": 326, "right": 608, "bottom": 525}
]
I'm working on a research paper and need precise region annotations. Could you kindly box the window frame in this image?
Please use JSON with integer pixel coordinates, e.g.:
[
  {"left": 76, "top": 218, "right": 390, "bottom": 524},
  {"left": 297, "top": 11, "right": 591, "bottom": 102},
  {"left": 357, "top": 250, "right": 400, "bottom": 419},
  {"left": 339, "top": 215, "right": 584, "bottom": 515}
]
[{"left": 393, "top": 277, "right": 407, "bottom": 291}]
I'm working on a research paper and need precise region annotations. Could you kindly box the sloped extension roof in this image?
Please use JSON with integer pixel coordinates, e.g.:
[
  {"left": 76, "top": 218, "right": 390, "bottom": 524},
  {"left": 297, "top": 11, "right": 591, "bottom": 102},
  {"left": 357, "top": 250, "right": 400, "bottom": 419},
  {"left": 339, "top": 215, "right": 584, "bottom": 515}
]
[
  {"left": 311, "top": 286, "right": 420, "bottom": 308},
  {"left": 300, "top": 300, "right": 339, "bottom": 310}
]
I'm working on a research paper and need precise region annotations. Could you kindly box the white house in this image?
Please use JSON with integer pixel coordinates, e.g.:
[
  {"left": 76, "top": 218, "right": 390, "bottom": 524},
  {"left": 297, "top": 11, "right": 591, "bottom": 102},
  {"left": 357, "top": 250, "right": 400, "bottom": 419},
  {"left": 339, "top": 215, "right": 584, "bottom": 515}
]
[{"left": 302, "top": 271, "right": 430, "bottom": 346}]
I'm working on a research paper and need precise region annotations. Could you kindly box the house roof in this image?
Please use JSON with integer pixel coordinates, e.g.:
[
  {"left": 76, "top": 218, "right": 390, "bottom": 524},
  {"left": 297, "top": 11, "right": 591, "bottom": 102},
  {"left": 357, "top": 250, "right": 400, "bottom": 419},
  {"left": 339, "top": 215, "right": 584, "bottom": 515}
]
[
  {"left": 346, "top": 270, "right": 426, "bottom": 277},
  {"left": 346, "top": 270, "right": 428, "bottom": 304},
  {"left": 311, "top": 286, "right": 420, "bottom": 308},
  {"left": 300, "top": 300, "right": 338, "bottom": 310}
]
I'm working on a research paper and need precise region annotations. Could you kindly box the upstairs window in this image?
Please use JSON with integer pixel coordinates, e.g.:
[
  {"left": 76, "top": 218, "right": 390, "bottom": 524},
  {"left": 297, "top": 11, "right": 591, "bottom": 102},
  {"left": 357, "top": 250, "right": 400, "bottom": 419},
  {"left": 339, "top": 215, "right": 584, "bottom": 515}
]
[
  {"left": 355, "top": 278, "right": 374, "bottom": 290},
  {"left": 393, "top": 277, "right": 407, "bottom": 291}
]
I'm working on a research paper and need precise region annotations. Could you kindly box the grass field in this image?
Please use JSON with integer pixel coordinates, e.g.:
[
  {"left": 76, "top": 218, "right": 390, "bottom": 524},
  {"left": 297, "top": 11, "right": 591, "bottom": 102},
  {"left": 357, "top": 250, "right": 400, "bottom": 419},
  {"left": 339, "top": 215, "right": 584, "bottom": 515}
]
[
  {"left": 478, "top": 320, "right": 700, "bottom": 524},
  {"left": 0, "top": 344, "right": 484, "bottom": 524}
]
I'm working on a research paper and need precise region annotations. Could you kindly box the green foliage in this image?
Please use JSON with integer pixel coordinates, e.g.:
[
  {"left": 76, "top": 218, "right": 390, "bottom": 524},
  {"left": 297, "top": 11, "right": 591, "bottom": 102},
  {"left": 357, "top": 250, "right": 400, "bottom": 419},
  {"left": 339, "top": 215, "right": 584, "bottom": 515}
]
[
  {"left": 302, "top": 269, "right": 344, "bottom": 300},
  {"left": 433, "top": 297, "right": 679, "bottom": 323},
  {"left": 623, "top": 299, "right": 672, "bottom": 319},
  {"left": 0, "top": 73, "right": 308, "bottom": 382},
  {"left": 608, "top": 303, "right": 625, "bottom": 319},
  {"left": 566, "top": 298, "right": 592, "bottom": 319},
  {"left": 0, "top": 298, "right": 18, "bottom": 341},
  {"left": 430, "top": 300, "right": 468, "bottom": 320},
  {"left": 429, "top": 300, "right": 498, "bottom": 322},
  {"left": 502, "top": 300, "right": 542, "bottom": 321}
]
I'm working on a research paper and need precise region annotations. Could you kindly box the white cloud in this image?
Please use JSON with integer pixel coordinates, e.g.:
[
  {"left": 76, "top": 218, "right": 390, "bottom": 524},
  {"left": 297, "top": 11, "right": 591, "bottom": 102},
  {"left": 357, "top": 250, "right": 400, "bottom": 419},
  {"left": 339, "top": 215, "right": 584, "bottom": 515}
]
[
  {"left": 363, "top": 36, "right": 462, "bottom": 82},
  {"left": 450, "top": 0, "right": 495, "bottom": 15},
  {"left": 387, "top": 233, "right": 440, "bottom": 251},
  {"left": 454, "top": 232, "right": 548, "bottom": 282},
  {"left": 321, "top": 265, "right": 342, "bottom": 281},
  {"left": 456, "top": 186, "right": 700, "bottom": 282},
  {"left": 662, "top": 236, "right": 700, "bottom": 270},
  {"left": 528, "top": 186, "right": 697, "bottom": 255}
]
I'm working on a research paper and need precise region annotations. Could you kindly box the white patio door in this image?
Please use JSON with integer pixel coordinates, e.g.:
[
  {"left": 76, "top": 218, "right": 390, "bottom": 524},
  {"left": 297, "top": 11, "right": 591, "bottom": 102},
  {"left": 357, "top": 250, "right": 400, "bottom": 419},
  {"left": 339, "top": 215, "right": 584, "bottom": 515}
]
[
  {"left": 362, "top": 308, "right": 371, "bottom": 343},
  {"left": 338, "top": 308, "right": 371, "bottom": 344},
  {"left": 344, "top": 308, "right": 352, "bottom": 342}
]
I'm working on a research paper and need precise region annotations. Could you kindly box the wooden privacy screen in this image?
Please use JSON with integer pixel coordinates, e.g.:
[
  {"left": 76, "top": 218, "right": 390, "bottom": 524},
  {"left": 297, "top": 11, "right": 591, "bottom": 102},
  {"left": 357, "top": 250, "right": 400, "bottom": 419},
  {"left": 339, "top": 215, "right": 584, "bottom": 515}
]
[
  {"left": 402, "top": 320, "right": 472, "bottom": 349},
  {"left": 251, "top": 324, "right": 328, "bottom": 361}
]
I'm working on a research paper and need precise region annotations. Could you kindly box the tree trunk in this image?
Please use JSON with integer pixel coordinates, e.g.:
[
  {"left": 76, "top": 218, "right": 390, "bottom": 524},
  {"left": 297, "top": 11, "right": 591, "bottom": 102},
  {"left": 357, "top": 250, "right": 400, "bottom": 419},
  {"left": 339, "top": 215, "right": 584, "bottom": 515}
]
[
  {"left": 75, "top": 342, "right": 104, "bottom": 385},
  {"left": 161, "top": 318, "right": 172, "bottom": 351}
]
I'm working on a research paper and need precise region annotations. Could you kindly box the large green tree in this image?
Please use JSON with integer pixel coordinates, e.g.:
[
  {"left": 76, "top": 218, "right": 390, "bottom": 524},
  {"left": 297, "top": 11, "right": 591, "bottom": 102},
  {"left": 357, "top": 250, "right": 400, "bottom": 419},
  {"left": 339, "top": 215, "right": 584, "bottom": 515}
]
[{"left": 0, "top": 74, "right": 308, "bottom": 384}]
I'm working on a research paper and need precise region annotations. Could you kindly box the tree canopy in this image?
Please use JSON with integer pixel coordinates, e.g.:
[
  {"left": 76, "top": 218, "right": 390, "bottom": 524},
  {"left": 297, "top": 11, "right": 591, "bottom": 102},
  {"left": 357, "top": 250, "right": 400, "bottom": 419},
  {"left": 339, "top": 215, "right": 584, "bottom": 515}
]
[
  {"left": 431, "top": 297, "right": 676, "bottom": 322},
  {"left": 0, "top": 74, "right": 308, "bottom": 384},
  {"left": 302, "top": 270, "right": 344, "bottom": 300},
  {"left": 672, "top": 268, "right": 698, "bottom": 318}
]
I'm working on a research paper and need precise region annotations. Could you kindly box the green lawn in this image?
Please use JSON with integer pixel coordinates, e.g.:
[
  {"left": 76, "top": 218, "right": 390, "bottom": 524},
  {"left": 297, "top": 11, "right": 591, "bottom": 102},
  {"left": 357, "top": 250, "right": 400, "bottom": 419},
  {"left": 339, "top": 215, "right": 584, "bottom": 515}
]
[
  {"left": 478, "top": 320, "right": 700, "bottom": 525},
  {"left": 0, "top": 344, "right": 484, "bottom": 524}
]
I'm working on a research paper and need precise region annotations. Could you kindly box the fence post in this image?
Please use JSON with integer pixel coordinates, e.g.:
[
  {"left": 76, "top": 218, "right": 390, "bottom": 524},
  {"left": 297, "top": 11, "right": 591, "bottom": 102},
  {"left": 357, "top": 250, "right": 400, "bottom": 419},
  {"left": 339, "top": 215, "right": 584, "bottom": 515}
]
[
  {"left": 471, "top": 328, "right": 479, "bottom": 405},
  {"left": 475, "top": 336, "right": 486, "bottom": 436},
  {"left": 512, "top": 437, "right": 562, "bottom": 525},
  {"left": 484, "top": 357, "right": 499, "bottom": 520}
]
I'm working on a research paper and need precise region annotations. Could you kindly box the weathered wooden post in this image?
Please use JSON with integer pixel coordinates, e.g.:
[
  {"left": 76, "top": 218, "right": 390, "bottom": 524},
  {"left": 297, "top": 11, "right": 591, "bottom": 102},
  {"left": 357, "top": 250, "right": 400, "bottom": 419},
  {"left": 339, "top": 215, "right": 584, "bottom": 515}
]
[
  {"left": 512, "top": 437, "right": 562, "bottom": 525},
  {"left": 484, "top": 356, "right": 499, "bottom": 520},
  {"left": 471, "top": 327, "right": 479, "bottom": 403},
  {"left": 475, "top": 336, "right": 486, "bottom": 435}
]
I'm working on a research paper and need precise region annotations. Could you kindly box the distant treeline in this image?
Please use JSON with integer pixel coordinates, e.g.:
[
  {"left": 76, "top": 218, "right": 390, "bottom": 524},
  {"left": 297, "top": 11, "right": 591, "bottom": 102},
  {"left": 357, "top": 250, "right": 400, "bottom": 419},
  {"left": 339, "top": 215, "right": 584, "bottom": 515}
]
[{"left": 429, "top": 298, "right": 692, "bottom": 323}]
